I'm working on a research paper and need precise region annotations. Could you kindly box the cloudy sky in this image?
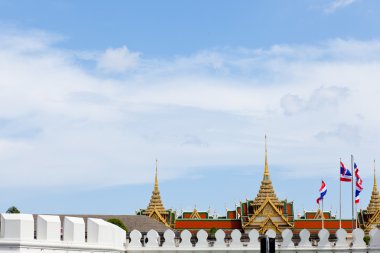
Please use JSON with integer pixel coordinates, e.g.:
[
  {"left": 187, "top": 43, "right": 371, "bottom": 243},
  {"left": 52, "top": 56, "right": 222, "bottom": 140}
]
[{"left": 0, "top": 0, "right": 380, "bottom": 218}]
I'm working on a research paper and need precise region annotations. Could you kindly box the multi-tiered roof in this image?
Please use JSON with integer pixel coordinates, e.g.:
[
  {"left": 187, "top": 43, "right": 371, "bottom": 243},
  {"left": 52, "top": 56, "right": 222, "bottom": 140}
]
[
  {"left": 367, "top": 162, "right": 380, "bottom": 214},
  {"left": 252, "top": 135, "right": 282, "bottom": 208},
  {"left": 140, "top": 160, "right": 175, "bottom": 227},
  {"left": 145, "top": 160, "right": 166, "bottom": 214},
  {"left": 242, "top": 136, "right": 293, "bottom": 233}
]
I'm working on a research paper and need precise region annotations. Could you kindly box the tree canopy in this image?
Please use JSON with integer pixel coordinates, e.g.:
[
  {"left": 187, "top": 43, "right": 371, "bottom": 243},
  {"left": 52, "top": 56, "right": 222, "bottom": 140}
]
[
  {"left": 107, "top": 218, "right": 128, "bottom": 232},
  {"left": 6, "top": 206, "right": 20, "bottom": 213}
]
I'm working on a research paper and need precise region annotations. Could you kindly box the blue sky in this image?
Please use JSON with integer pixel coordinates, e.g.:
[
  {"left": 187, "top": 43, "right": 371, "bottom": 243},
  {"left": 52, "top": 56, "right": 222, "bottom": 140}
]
[{"left": 0, "top": 0, "right": 380, "bottom": 218}]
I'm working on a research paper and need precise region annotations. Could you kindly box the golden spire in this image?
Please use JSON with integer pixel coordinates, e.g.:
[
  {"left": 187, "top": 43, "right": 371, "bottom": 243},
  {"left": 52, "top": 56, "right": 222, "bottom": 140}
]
[
  {"left": 154, "top": 159, "right": 159, "bottom": 190},
  {"left": 252, "top": 135, "right": 281, "bottom": 207},
  {"left": 145, "top": 159, "right": 166, "bottom": 214},
  {"left": 374, "top": 160, "right": 377, "bottom": 190},
  {"left": 367, "top": 160, "right": 380, "bottom": 214},
  {"left": 264, "top": 134, "right": 269, "bottom": 180}
]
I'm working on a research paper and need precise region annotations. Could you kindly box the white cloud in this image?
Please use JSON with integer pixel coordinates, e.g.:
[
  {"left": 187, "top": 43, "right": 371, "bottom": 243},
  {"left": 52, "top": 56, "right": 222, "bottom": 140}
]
[
  {"left": 315, "top": 124, "right": 360, "bottom": 144},
  {"left": 280, "top": 94, "right": 305, "bottom": 115},
  {"left": 324, "top": 0, "right": 357, "bottom": 13},
  {"left": 97, "top": 46, "right": 140, "bottom": 73},
  {"left": 1, "top": 28, "right": 380, "bottom": 189},
  {"left": 281, "top": 86, "right": 349, "bottom": 115}
]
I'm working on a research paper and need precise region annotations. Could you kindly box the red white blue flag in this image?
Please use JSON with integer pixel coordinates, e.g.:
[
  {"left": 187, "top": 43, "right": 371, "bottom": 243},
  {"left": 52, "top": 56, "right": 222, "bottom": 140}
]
[
  {"left": 354, "top": 163, "right": 363, "bottom": 204},
  {"left": 317, "top": 180, "right": 327, "bottom": 204},
  {"left": 340, "top": 161, "right": 352, "bottom": 182}
]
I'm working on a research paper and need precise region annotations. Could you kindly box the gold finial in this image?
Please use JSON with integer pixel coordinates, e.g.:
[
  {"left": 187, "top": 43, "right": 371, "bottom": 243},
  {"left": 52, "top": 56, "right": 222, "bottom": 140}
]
[{"left": 264, "top": 135, "right": 269, "bottom": 179}]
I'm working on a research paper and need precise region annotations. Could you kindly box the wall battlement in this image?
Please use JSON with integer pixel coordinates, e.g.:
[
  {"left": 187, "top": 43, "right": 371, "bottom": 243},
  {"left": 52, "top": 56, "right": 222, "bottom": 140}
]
[
  {"left": 128, "top": 227, "right": 380, "bottom": 252},
  {"left": 0, "top": 213, "right": 126, "bottom": 253}
]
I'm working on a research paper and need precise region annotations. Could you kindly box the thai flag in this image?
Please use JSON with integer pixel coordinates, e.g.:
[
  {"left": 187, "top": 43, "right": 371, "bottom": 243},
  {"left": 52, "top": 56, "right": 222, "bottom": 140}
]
[
  {"left": 316, "top": 180, "right": 327, "bottom": 204},
  {"left": 355, "top": 182, "right": 363, "bottom": 203},
  {"left": 340, "top": 161, "right": 352, "bottom": 182},
  {"left": 354, "top": 163, "right": 363, "bottom": 204}
]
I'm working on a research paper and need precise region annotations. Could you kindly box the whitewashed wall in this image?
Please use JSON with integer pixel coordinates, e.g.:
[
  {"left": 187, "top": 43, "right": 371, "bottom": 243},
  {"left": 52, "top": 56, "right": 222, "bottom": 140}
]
[
  {"left": 2, "top": 213, "right": 380, "bottom": 253},
  {"left": 127, "top": 227, "right": 380, "bottom": 253},
  {"left": 0, "top": 213, "right": 126, "bottom": 253}
]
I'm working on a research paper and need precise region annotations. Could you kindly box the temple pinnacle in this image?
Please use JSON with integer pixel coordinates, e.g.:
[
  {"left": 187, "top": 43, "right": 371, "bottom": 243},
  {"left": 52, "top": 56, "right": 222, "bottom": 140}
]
[
  {"left": 264, "top": 135, "right": 269, "bottom": 180},
  {"left": 374, "top": 160, "right": 378, "bottom": 192},
  {"left": 144, "top": 159, "right": 166, "bottom": 213},
  {"left": 252, "top": 135, "right": 281, "bottom": 207},
  {"left": 155, "top": 159, "right": 159, "bottom": 190},
  {"left": 367, "top": 159, "right": 380, "bottom": 214}
]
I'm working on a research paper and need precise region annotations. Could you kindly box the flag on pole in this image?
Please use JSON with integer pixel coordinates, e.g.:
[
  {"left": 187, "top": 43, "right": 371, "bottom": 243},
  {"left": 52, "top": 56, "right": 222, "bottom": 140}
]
[
  {"left": 317, "top": 180, "right": 327, "bottom": 204},
  {"left": 354, "top": 163, "right": 363, "bottom": 204},
  {"left": 340, "top": 161, "right": 352, "bottom": 182}
]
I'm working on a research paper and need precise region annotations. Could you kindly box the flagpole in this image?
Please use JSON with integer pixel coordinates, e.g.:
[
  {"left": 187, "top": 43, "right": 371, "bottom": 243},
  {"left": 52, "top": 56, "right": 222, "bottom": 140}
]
[
  {"left": 351, "top": 155, "right": 355, "bottom": 230},
  {"left": 354, "top": 161, "right": 358, "bottom": 229},
  {"left": 339, "top": 158, "right": 342, "bottom": 229},
  {"left": 318, "top": 202, "right": 321, "bottom": 229},
  {"left": 355, "top": 201, "right": 358, "bottom": 229},
  {"left": 322, "top": 198, "right": 324, "bottom": 229}
]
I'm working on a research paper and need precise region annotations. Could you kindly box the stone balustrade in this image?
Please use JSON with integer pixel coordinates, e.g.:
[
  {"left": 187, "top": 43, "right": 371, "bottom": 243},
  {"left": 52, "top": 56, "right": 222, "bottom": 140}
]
[
  {"left": 128, "top": 227, "right": 380, "bottom": 252},
  {"left": 0, "top": 213, "right": 126, "bottom": 253}
]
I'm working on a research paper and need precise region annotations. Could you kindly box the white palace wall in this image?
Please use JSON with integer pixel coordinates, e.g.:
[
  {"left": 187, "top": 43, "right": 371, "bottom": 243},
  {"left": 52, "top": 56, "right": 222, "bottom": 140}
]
[
  {"left": 127, "top": 227, "right": 380, "bottom": 253},
  {"left": 0, "top": 213, "right": 126, "bottom": 253},
  {"left": 4, "top": 213, "right": 380, "bottom": 253}
]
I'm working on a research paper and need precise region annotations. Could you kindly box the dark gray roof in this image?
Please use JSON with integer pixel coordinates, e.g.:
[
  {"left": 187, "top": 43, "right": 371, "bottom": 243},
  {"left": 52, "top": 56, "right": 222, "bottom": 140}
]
[{"left": 34, "top": 214, "right": 169, "bottom": 233}]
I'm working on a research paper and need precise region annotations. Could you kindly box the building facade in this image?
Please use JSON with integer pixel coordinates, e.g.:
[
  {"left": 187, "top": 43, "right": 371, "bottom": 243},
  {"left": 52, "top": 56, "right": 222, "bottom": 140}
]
[{"left": 138, "top": 138, "right": 380, "bottom": 236}]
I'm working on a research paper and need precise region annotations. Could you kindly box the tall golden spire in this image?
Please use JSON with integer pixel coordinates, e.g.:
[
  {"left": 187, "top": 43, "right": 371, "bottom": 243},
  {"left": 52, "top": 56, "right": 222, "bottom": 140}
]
[
  {"left": 264, "top": 135, "right": 269, "bottom": 180},
  {"left": 367, "top": 160, "right": 380, "bottom": 214},
  {"left": 252, "top": 135, "right": 281, "bottom": 207},
  {"left": 374, "top": 160, "right": 377, "bottom": 190},
  {"left": 145, "top": 159, "right": 166, "bottom": 214},
  {"left": 154, "top": 159, "right": 159, "bottom": 191}
]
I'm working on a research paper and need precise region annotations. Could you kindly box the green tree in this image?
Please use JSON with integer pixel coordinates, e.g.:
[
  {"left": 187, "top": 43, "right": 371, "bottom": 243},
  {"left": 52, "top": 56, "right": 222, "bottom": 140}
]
[
  {"left": 364, "top": 235, "right": 370, "bottom": 245},
  {"left": 209, "top": 227, "right": 217, "bottom": 235},
  {"left": 107, "top": 218, "right": 128, "bottom": 232},
  {"left": 6, "top": 206, "right": 20, "bottom": 213}
]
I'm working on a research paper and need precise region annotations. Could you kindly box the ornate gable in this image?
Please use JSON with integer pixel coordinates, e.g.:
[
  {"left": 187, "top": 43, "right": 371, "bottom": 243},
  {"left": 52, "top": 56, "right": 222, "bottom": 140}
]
[
  {"left": 148, "top": 208, "right": 170, "bottom": 227},
  {"left": 314, "top": 209, "right": 323, "bottom": 219},
  {"left": 243, "top": 197, "right": 293, "bottom": 232},
  {"left": 190, "top": 208, "right": 202, "bottom": 219},
  {"left": 259, "top": 216, "right": 281, "bottom": 234},
  {"left": 364, "top": 209, "right": 380, "bottom": 232}
]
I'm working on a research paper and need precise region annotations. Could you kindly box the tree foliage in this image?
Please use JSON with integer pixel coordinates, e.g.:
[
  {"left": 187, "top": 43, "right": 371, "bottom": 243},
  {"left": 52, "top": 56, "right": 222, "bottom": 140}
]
[
  {"left": 209, "top": 227, "right": 217, "bottom": 235},
  {"left": 107, "top": 218, "right": 128, "bottom": 232},
  {"left": 6, "top": 206, "right": 20, "bottom": 214},
  {"left": 364, "top": 235, "right": 370, "bottom": 245}
]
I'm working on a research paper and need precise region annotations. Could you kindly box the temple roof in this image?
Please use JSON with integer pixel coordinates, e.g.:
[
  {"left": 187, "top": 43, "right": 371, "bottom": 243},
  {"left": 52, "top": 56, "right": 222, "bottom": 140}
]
[
  {"left": 252, "top": 136, "right": 282, "bottom": 207},
  {"left": 367, "top": 161, "right": 380, "bottom": 214},
  {"left": 144, "top": 160, "right": 167, "bottom": 214},
  {"left": 189, "top": 208, "right": 202, "bottom": 219},
  {"left": 38, "top": 214, "right": 169, "bottom": 233}
]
